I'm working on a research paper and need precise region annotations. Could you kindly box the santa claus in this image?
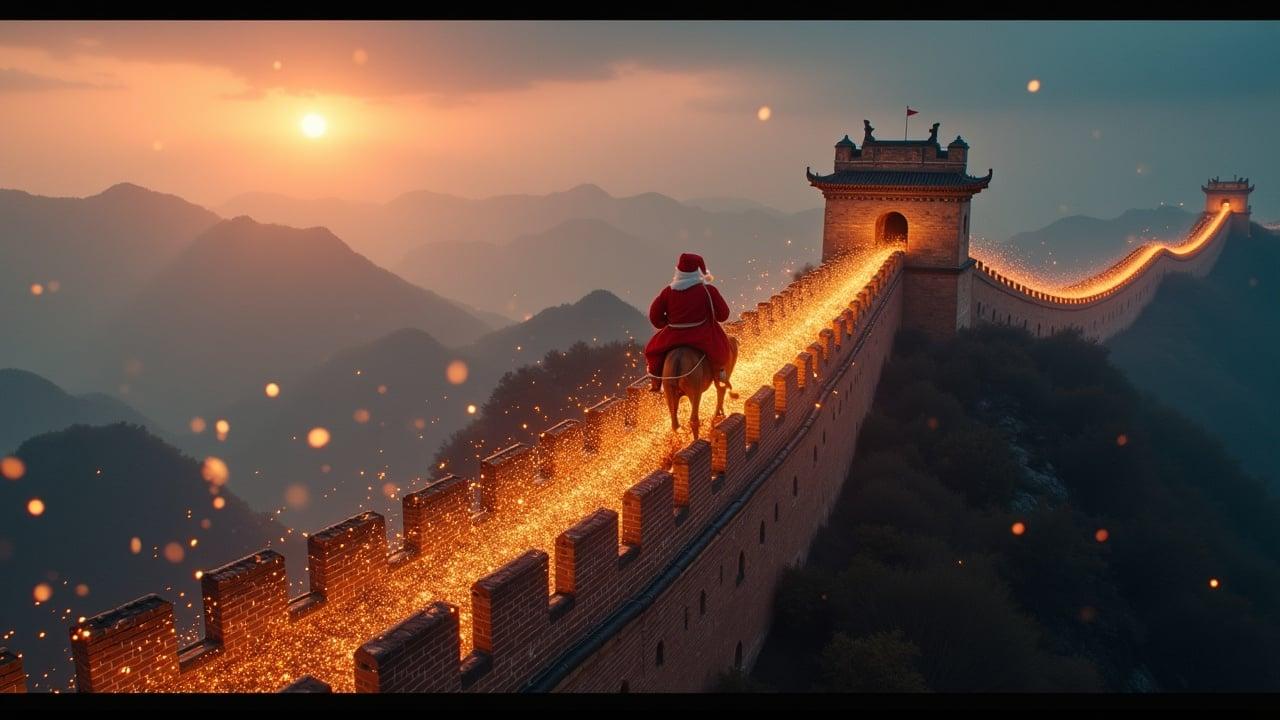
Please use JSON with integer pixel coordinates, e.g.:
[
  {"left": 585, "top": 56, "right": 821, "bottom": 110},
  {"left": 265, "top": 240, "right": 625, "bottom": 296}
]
[{"left": 645, "top": 252, "right": 732, "bottom": 392}]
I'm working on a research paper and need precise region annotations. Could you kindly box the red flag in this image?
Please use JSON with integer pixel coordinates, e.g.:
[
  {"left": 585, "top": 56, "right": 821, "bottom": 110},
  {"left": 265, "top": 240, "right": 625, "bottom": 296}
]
[{"left": 906, "top": 106, "right": 919, "bottom": 116}]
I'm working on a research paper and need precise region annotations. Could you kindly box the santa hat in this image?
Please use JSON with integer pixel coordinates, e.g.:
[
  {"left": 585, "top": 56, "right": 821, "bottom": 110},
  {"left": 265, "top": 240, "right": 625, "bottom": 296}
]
[{"left": 677, "top": 252, "right": 713, "bottom": 281}]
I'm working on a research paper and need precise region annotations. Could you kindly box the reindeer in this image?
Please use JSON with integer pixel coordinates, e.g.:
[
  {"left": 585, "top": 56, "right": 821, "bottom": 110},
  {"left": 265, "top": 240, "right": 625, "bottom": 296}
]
[{"left": 661, "top": 336, "right": 739, "bottom": 440}]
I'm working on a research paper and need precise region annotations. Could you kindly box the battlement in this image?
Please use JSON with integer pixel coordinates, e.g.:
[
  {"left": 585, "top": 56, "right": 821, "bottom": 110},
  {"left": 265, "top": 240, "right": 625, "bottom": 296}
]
[
  {"left": 55, "top": 247, "right": 907, "bottom": 693},
  {"left": 829, "top": 120, "right": 973, "bottom": 173}
]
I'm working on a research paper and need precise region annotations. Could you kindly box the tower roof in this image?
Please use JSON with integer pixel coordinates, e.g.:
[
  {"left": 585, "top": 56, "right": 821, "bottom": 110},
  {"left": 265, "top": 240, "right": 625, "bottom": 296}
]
[
  {"left": 806, "top": 168, "right": 993, "bottom": 193},
  {"left": 835, "top": 134, "right": 855, "bottom": 148}
]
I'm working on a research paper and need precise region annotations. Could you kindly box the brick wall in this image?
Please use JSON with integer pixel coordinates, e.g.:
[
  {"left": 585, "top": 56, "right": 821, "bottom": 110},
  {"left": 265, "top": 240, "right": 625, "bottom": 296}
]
[
  {"left": 0, "top": 649, "right": 26, "bottom": 693},
  {"left": 69, "top": 595, "right": 179, "bottom": 692},
  {"left": 308, "top": 512, "right": 388, "bottom": 608},
  {"left": 971, "top": 211, "right": 1232, "bottom": 343},
  {"left": 200, "top": 550, "right": 288, "bottom": 656}
]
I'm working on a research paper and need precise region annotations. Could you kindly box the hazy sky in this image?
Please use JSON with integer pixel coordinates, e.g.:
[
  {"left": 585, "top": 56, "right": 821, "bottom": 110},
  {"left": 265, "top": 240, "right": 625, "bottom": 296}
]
[{"left": 1, "top": 20, "right": 1277, "bottom": 239}]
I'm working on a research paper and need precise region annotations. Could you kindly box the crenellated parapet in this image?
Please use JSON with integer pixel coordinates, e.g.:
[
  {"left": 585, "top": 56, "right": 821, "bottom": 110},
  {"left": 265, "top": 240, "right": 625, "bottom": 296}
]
[
  {"left": 971, "top": 200, "right": 1236, "bottom": 341},
  {"left": 56, "top": 245, "right": 908, "bottom": 694}
]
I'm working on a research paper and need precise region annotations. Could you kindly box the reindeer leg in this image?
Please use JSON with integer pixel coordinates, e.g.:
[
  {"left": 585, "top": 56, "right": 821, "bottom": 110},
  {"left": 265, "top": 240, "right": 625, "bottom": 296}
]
[
  {"left": 715, "top": 382, "right": 726, "bottom": 420},
  {"left": 690, "top": 389, "right": 701, "bottom": 440},
  {"left": 666, "top": 382, "right": 680, "bottom": 431}
]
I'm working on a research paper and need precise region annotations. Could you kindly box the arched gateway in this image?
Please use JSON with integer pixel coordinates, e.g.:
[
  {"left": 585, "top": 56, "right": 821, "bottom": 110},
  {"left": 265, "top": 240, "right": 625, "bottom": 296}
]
[{"left": 807, "top": 123, "right": 992, "bottom": 338}]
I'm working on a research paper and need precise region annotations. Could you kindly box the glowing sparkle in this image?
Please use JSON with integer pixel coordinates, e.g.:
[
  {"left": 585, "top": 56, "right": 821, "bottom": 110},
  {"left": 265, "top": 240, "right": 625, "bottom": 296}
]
[
  {"left": 1026, "top": 78, "right": 1041, "bottom": 93},
  {"left": 27, "top": 498, "right": 45, "bottom": 517},
  {"left": 75, "top": 584, "right": 89, "bottom": 597},
  {"left": 129, "top": 537, "right": 142, "bottom": 554},
  {"left": 265, "top": 382, "right": 281, "bottom": 398},
  {"left": 1011, "top": 521, "right": 1026, "bottom": 536},
  {"left": 1209, "top": 578, "right": 1220, "bottom": 589},
  {"left": 353, "top": 409, "right": 371, "bottom": 424},
  {"left": 201, "top": 457, "right": 229, "bottom": 486},
  {"left": 1095, "top": 528, "right": 1109, "bottom": 543},
  {"left": 189, "top": 417, "right": 207, "bottom": 434},
  {"left": 446, "top": 360, "right": 469, "bottom": 385},
  {"left": 33, "top": 583, "right": 52, "bottom": 603},
  {"left": 1116, "top": 434, "right": 1128, "bottom": 447},
  {"left": 307, "top": 427, "right": 331, "bottom": 448},
  {"left": 212, "top": 497, "right": 226, "bottom": 510},
  {"left": 30, "top": 283, "right": 44, "bottom": 296},
  {"left": 467, "top": 404, "right": 477, "bottom": 415},
  {"left": 1, "top": 456, "right": 25, "bottom": 480},
  {"left": 757, "top": 105, "right": 772, "bottom": 122},
  {"left": 163, "top": 543, "right": 185, "bottom": 563},
  {"left": 285, "top": 484, "right": 310, "bottom": 509}
]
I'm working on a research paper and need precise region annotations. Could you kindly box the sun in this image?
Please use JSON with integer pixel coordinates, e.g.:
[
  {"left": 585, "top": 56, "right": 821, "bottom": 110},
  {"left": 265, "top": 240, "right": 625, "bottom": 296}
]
[{"left": 300, "top": 113, "right": 327, "bottom": 139}]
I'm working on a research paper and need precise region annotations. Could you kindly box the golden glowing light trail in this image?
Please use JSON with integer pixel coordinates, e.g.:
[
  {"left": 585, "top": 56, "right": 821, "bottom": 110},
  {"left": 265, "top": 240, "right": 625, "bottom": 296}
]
[
  {"left": 171, "top": 244, "right": 897, "bottom": 692},
  {"left": 972, "top": 205, "right": 1230, "bottom": 302}
]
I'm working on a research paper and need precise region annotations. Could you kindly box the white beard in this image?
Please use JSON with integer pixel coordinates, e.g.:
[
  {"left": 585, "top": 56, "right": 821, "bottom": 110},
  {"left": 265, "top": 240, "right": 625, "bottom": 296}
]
[{"left": 670, "top": 268, "right": 711, "bottom": 291}]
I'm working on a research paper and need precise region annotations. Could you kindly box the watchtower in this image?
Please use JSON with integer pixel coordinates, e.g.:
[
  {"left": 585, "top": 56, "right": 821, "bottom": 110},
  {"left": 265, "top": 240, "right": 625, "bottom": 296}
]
[
  {"left": 808, "top": 119, "right": 992, "bottom": 339},
  {"left": 1203, "top": 176, "right": 1253, "bottom": 237}
]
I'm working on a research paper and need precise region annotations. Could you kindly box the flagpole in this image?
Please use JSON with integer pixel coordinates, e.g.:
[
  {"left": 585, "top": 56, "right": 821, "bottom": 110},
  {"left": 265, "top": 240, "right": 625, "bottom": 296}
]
[{"left": 904, "top": 107, "right": 908, "bottom": 140}]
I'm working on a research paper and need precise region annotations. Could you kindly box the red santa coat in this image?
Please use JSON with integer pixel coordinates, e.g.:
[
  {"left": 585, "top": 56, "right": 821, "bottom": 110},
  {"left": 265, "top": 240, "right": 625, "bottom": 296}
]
[{"left": 644, "top": 282, "right": 732, "bottom": 375}]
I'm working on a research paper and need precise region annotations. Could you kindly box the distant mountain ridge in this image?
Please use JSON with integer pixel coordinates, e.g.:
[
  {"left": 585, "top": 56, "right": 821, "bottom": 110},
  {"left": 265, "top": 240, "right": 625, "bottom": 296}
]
[
  {"left": 0, "top": 368, "right": 156, "bottom": 452},
  {"left": 219, "top": 183, "right": 825, "bottom": 318},
  {"left": 83, "top": 215, "right": 495, "bottom": 428},
  {"left": 0, "top": 183, "right": 221, "bottom": 385}
]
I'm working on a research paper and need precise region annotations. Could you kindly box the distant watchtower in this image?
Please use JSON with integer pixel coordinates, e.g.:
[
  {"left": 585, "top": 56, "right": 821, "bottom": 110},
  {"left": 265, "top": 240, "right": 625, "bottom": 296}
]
[
  {"left": 808, "top": 120, "right": 992, "bottom": 339},
  {"left": 1203, "top": 176, "right": 1254, "bottom": 237}
]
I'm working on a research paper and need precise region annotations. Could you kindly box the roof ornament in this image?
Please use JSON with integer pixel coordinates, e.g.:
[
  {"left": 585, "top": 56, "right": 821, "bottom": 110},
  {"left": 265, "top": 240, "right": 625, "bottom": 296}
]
[
  {"left": 927, "top": 122, "right": 940, "bottom": 144},
  {"left": 863, "top": 119, "right": 876, "bottom": 144}
]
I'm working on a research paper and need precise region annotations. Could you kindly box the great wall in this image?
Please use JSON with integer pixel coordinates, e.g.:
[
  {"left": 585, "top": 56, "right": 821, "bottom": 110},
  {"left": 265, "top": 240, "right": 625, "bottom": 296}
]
[{"left": 0, "top": 125, "right": 1253, "bottom": 693}]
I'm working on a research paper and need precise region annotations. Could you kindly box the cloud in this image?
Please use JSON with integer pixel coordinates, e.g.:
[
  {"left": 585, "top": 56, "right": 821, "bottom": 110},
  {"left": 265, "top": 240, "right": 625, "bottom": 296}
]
[
  {"left": 0, "top": 66, "right": 121, "bottom": 93},
  {"left": 2, "top": 21, "right": 1278, "bottom": 109}
]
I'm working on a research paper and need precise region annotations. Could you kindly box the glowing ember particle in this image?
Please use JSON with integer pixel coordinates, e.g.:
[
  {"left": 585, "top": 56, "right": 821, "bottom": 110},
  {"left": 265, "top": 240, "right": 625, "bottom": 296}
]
[
  {"left": 446, "top": 360, "right": 469, "bottom": 385},
  {"left": 1116, "top": 434, "right": 1128, "bottom": 446},
  {"left": 200, "top": 518, "right": 211, "bottom": 529},
  {"left": 189, "top": 417, "right": 207, "bottom": 434},
  {"left": 30, "top": 283, "right": 44, "bottom": 296},
  {"left": 201, "top": 457, "right": 229, "bottom": 486},
  {"left": 307, "top": 427, "right": 331, "bottom": 448},
  {"left": 212, "top": 497, "right": 226, "bottom": 510},
  {"left": 27, "top": 498, "right": 45, "bottom": 516},
  {"left": 1095, "top": 528, "right": 1109, "bottom": 543},
  {"left": 1027, "top": 78, "right": 1041, "bottom": 93},
  {"left": 1011, "top": 522, "right": 1026, "bottom": 536},
  {"left": 215, "top": 419, "right": 230, "bottom": 441},
  {"left": 381, "top": 482, "right": 397, "bottom": 499},
  {"left": 194, "top": 570, "right": 204, "bottom": 580},
  {"left": 189, "top": 538, "right": 198, "bottom": 548},
  {"left": 75, "top": 584, "right": 89, "bottom": 597},
  {"left": 163, "top": 543, "right": 185, "bottom": 563},
  {"left": 265, "top": 382, "right": 281, "bottom": 398},
  {"left": 757, "top": 105, "right": 772, "bottom": 121},
  {"left": 377, "top": 384, "right": 388, "bottom": 395},
  {"left": 285, "top": 484, "right": 310, "bottom": 509},
  {"left": 467, "top": 404, "right": 477, "bottom": 415},
  {"left": 1209, "top": 578, "right": 1220, "bottom": 589},
  {"left": 129, "top": 537, "right": 142, "bottom": 554},
  {"left": 1, "top": 456, "right": 24, "bottom": 480},
  {"left": 353, "top": 408, "right": 371, "bottom": 424},
  {"left": 413, "top": 418, "right": 427, "bottom": 431},
  {"left": 33, "top": 583, "right": 52, "bottom": 602}
]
